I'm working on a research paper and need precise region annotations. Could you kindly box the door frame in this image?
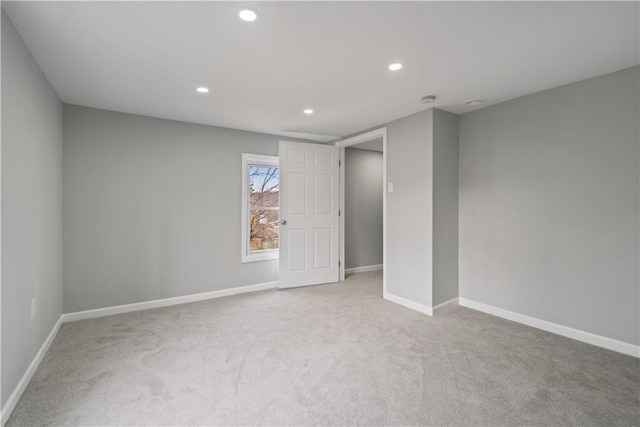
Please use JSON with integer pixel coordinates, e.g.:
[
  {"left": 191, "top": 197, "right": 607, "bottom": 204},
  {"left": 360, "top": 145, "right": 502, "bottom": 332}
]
[{"left": 334, "top": 127, "right": 387, "bottom": 294}]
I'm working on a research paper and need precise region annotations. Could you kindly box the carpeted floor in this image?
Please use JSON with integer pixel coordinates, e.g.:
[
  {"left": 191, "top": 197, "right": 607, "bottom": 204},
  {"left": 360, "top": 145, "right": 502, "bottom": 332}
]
[{"left": 7, "top": 271, "right": 640, "bottom": 426}]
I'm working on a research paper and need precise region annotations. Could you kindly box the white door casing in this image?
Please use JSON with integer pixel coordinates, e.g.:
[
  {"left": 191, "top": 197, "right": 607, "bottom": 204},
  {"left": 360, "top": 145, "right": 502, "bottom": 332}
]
[
  {"left": 334, "top": 127, "right": 387, "bottom": 294},
  {"left": 278, "top": 141, "right": 340, "bottom": 288}
]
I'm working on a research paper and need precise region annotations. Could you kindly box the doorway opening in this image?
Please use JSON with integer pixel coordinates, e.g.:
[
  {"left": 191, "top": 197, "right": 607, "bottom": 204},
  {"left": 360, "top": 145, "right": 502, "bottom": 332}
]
[{"left": 335, "top": 128, "right": 387, "bottom": 294}]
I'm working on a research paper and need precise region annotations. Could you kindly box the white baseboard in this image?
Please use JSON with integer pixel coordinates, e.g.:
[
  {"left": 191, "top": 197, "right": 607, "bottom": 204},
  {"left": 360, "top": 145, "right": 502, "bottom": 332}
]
[
  {"left": 2, "top": 280, "right": 279, "bottom": 425},
  {"left": 345, "top": 264, "right": 383, "bottom": 275},
  {"left": 1, "top": 315, "right": 64, "bottom": 426},
  {"left": 63, "top": 281, "right": 279, "bottom": 322},
  {"left": 433, "top": 297, "right": 459, "bottom": 315},
  {"left": 459, "top": 297, "right": 640, "bottom": 358},
  {"left": 384, "top": 292, "right": 433, "bottom": 316}
]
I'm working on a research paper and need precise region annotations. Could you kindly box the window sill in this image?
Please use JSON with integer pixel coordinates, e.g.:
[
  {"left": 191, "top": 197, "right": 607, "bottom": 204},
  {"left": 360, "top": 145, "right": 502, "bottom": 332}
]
[{"left": 241, "top": 251, "right": 279, "bottom": 263}]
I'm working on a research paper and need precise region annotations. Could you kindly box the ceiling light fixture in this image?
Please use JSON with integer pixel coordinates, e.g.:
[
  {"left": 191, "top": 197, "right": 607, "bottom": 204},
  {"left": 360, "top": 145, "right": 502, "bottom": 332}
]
[
  {"left": 239, "top": 9, "right": 258, "bottom": 22},
  {"left": 421, "top": 95, "right": 436, "bottom": 104},
  {"left": 465, "top": 98, "right": 484, "bottom": 106},
  {"left": 196, "top": 87, "right": 209, "bottom": 94},
  {"left": 388, "top": 63, "right": 403, "bottom": 71},
  {"left": 303, "top": 109, "right": 314, "bottom": 115}
]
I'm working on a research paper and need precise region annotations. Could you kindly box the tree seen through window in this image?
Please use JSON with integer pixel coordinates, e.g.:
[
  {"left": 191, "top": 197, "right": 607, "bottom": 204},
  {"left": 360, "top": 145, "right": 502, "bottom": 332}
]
[{"left": 249, "top": 165, "right": 279, "bottom": 251}]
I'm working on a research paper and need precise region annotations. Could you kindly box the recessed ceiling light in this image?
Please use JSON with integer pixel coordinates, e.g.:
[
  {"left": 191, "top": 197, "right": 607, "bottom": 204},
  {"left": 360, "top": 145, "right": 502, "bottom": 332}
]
[
  {"left": 196, "top": 87, "right": 209, "bottom": 94},
  {"left": 388, "top": 63, "right": 403, "bottom": 71},
  {"left": 303, "top": 109, "right": 314, "bottom": 115},
  {"left": 465, "top": 98, "right": 484, "bottom": 106},
  {"left": 239, "top": 9, "right": 258, "bottom": 22}
]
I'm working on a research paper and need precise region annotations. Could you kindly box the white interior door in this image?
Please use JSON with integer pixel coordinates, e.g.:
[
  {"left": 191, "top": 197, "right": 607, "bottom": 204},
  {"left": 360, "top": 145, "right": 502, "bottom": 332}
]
[{"left": 279, "top": 141, "right": 340, "bottom": 288}]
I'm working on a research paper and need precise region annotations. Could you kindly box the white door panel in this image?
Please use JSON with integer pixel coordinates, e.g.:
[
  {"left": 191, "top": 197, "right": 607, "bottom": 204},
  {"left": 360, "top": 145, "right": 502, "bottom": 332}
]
[{"left": 279, "top": 141, "right": 339, "bottom": 288}]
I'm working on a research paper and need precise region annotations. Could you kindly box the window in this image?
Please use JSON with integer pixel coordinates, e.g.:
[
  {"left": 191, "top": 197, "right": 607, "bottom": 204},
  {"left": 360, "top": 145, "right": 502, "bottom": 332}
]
[{"left": 241, "top": 153, "right": 279, "bottom": 262}]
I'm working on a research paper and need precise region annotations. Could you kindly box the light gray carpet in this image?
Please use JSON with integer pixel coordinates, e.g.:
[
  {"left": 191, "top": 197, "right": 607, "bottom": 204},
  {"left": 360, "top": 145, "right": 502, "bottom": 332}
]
[{"left": 7, "top": 272, "right": 639, "bottom": 426}]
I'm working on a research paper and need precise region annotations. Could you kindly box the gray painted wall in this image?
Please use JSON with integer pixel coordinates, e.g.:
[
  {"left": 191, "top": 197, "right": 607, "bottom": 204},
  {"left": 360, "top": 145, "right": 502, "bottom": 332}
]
[
  {"left": 344, "top": 148, "right": 383, "bottom": 269},
  {"left": 432, "top": 109, "right": 459, "bottom": 306},
  {"left": 459, "top": 66, "right": 640, "bottom": 345},
  {"left": 63, "top": 105, "right": 297, "bottom": 313},
  {"left": 386, "top": 110, "right": 434, "bottom": 307},
  {"left": 1, "top": 10, "right": 63, "bottom": 407},
  {"left": 345, "top": 108, "right": 459, "bottom": 309}
]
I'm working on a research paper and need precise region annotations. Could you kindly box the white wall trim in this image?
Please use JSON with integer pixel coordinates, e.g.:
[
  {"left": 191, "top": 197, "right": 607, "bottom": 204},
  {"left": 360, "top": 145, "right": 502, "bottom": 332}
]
[
  {"left": 2, "top": 280, "right": 280, "bottom": 425},
  {"left": 344, "top": 264, "right": 383, "bottom": 275},
  {"left": 63, "top": 281, "right": 279, "bottom": 322},
  {"left": 433, "top": 297, "right": 459, "bottom": 315},
  {"left": 1, "top": 315, "right": 64, "bottom": 426},
  {"left": 335, "top": 128, "right": 386, "bottom": 147},
  {"left": 459, "top": 297, "right": 640, "bottom": 358},
  {"left": 384, "top": 292, "right": 433, "bottom": 316}
]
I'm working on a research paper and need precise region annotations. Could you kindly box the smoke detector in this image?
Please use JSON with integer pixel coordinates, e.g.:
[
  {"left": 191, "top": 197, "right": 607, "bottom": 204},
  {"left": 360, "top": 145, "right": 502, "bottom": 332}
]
[
  {"left": 465, "top": 98, "right": 484, "bottom": 106},
  {"left": 421, "top": 95, "right": 436, "bottom": 104}
]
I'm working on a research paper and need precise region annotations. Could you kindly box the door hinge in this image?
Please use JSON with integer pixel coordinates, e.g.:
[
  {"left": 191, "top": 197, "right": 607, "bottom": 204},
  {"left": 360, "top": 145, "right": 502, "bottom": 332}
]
[
  {"left": 339, "top": 160, "right": 341, "bottom": 167},
  {"left": 339, "top": 210, "right": 341, "bottom": 216},
  {"left": 338, "top": 260, "right": 341, "bottom": 267}
]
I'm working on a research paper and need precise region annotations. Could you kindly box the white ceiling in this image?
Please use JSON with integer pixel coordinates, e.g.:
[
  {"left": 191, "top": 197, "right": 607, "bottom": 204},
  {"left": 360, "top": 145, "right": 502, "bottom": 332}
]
[{"left": 3, "top": 1, "right": 638, "bottom": 142}]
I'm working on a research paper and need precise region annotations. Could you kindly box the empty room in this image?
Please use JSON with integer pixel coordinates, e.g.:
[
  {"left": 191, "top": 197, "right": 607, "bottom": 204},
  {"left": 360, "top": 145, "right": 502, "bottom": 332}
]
[{"left": 1, "top": 1, "right": 639, "bottom": 426}]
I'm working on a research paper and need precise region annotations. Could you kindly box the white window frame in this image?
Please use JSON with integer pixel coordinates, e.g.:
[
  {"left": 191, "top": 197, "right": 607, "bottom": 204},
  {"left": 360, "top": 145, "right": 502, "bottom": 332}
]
[{"left": 241, "top": 153, "right": 280, "bottom": 263}]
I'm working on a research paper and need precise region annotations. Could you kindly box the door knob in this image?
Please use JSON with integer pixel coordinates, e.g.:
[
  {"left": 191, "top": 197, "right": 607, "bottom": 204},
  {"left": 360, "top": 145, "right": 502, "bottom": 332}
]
[{"left": 280, "top": 219, "right": 287, "bottom": 225}]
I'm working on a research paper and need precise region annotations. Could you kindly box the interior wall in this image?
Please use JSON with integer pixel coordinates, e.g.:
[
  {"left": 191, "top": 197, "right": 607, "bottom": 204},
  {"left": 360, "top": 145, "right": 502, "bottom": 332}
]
[
  {"left": 432, "top": 109, "right": 459, "bottom": 306},
  {"left": 342, "top": 108, "right": 459, "bottom": 310},
  {"left": 459, "top": 66, "right": 640, "bottom": 345},
  {"left": 62, "top": 105, "right": 301, "bottom": 313},
  {"left": 386, "top": 110, "right": 434, "bottom": 307},
  {"left": 344, "top": 147, "right": 383, "bottom": 270},
  {"left": 1, "top": 10, "right": 63, "bottom": 408}
]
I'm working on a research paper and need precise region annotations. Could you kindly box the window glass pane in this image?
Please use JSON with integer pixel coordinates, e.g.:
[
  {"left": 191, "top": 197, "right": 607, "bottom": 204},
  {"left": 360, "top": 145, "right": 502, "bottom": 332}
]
[
  {"left": 248, "top": 165, "right": 279, "bottom": 252},
  {"left": 249, "top": 166, "right": 279, "bottom": 208},
  {"left": 249, "top": 209, "right": 279, "bottom": 251}
]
